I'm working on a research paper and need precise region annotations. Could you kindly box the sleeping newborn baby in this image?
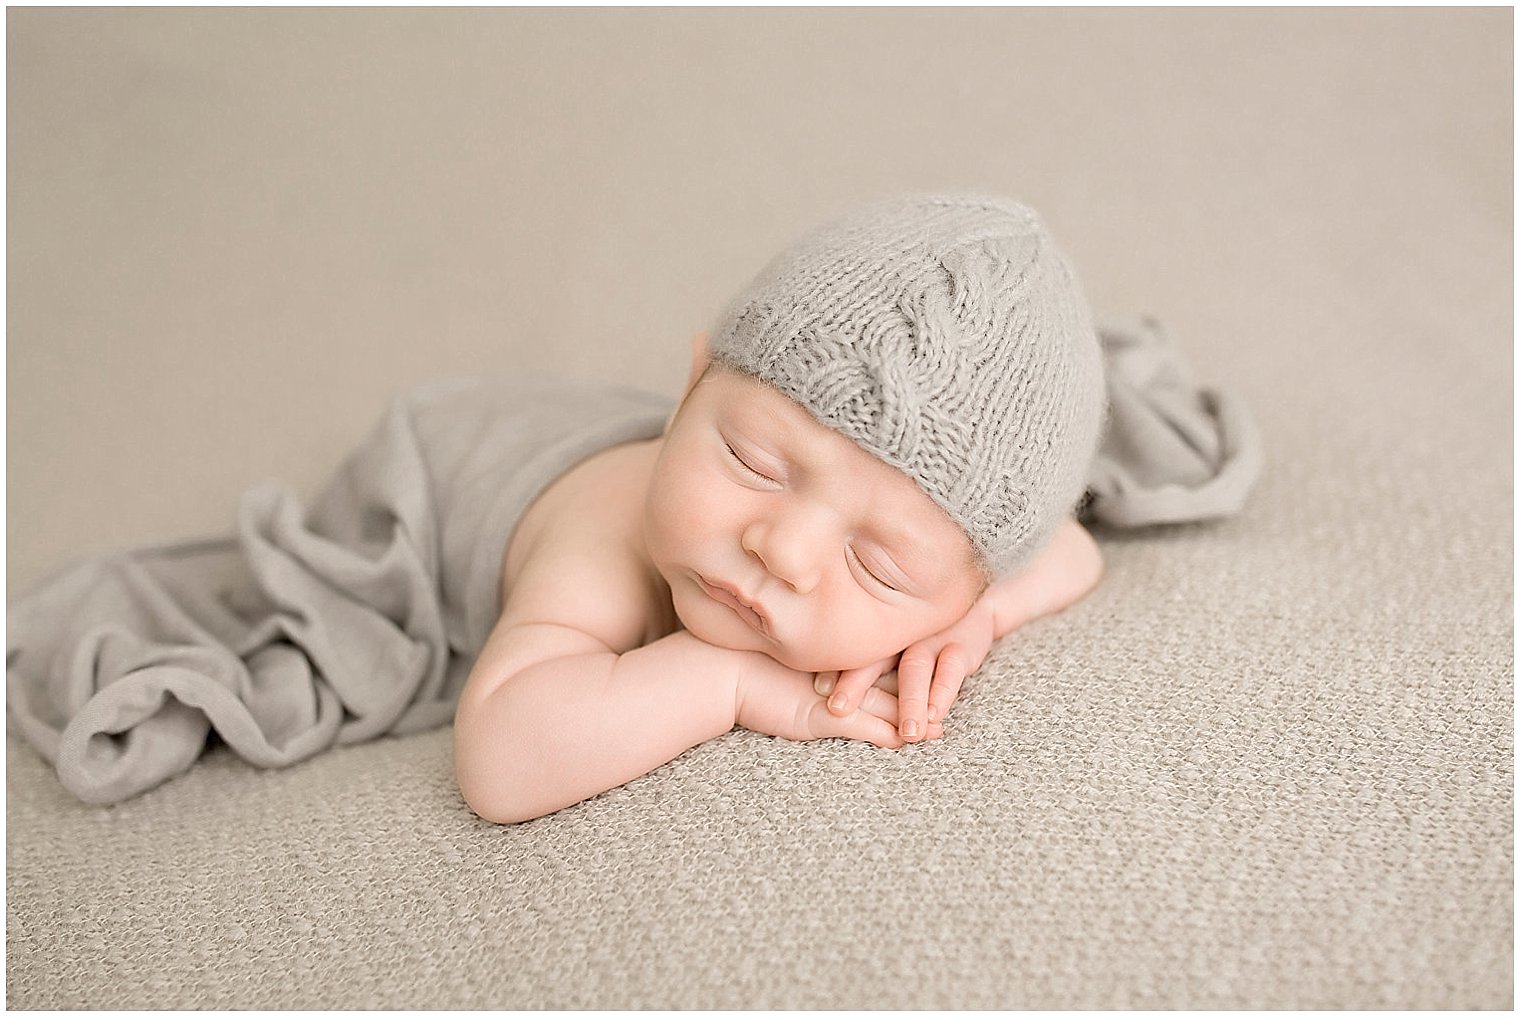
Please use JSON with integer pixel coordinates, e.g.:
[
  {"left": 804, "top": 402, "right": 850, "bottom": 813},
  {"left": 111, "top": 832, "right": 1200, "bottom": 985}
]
[
  {"left": 454, "top": 193, "right": 1109, "bottom": 824},
  {"left": 8, "top": 190, "right": 1257, "bottom": 809}
]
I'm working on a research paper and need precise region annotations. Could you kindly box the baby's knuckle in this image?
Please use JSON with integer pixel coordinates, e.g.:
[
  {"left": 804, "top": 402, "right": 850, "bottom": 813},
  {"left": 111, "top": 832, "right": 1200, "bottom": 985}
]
[
  {"left": 840, "top": 671, "right": 872, "bottom": 695},
  {"left": 902, "top": 652, "right": 934, "bottom": 677}
]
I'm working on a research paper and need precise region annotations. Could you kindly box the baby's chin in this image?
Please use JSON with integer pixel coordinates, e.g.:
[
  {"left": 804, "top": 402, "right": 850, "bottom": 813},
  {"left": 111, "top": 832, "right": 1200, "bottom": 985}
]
[{"left": 673, "top": 603, "right": 743, "bottom": 647}]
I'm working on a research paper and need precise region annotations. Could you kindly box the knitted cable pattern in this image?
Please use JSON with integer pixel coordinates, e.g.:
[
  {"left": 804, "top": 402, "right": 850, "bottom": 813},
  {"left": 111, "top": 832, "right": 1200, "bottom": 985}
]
[{"left": 707, "top": 193, "right": 1107, "bottom": 579}]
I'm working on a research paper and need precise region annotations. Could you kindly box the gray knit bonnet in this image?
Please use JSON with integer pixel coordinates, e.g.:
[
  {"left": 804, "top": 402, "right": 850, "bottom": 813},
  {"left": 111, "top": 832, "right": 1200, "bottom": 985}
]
[{"left": 706, "top": 192, "right": 1107, "bottom": 580}]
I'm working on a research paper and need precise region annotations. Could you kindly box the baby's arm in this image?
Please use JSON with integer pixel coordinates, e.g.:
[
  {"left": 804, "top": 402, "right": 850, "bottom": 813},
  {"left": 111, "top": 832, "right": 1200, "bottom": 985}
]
[
  {"left": 456, "top": 580, "right": 916, "bottom": 828},
  {"left": 454, "top": 624, "right": 907, "bottom": 823},
  {"left": 980, "top": 514, "right": 1105, "bottom": 639},
  {"left": 454, "top": 625, "right": 744, "bottom": 824}
]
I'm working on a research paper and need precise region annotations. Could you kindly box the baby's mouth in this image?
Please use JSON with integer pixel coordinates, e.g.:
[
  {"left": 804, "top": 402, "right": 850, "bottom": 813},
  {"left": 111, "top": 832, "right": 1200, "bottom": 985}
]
[{"left": 695, "top": 574, "right": 769, "bottom": 635}]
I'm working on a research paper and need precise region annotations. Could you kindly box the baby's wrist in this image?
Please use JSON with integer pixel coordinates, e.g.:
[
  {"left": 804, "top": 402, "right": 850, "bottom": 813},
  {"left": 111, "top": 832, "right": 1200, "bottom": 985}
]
[
  {"left": 966, "top": 591, "right": 1000, "bottom": 629},
  {"left": 665, "top": 629, "right": 749, "bottom": 725}
]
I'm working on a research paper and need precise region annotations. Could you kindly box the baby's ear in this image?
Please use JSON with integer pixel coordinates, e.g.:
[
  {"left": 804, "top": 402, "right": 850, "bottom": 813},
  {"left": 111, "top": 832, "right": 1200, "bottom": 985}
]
[
  {"left": 684, "top": 330, "right": 712, "bottom": 392},
  {"left": 665, "top": 331, "right": 713, "bottom": 437}
]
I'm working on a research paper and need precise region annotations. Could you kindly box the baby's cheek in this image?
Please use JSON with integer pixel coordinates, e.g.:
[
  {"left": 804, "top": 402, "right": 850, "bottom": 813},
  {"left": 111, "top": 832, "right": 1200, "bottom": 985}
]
[
  {"left": 776, "top": 612, "right": 880, "bottom": 674},
  {"left": 647, "top": 476, "right": 714, "bottom": 553},
  {"left": 661, "top": 468, "right": 728, "bottom": 533}
]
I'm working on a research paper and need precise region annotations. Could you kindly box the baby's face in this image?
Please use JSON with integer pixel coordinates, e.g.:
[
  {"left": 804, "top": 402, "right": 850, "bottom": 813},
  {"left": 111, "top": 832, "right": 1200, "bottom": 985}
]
[{"left": 642, "top": 364, "right": 987, "bottom": 673}]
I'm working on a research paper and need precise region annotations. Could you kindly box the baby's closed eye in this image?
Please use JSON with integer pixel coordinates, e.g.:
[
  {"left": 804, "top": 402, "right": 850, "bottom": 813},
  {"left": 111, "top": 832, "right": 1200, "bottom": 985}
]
[
  {"left": 847, "top": 545, "right": 898, "bottom": 592},
  {"left": 723, "top": 442, "right": 777, "bottom": 484}
]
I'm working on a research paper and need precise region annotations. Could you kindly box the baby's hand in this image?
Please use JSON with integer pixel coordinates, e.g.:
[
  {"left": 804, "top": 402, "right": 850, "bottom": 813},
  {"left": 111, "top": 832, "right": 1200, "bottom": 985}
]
[
  {"left": 735, "top": 649, "right": 905, "bottom": 749},
  {"left": 815, "top": 601, "right": 998, "bottom": 743}
]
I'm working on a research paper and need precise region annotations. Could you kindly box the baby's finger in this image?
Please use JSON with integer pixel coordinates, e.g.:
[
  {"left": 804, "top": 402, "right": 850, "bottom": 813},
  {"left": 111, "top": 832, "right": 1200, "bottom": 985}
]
[
  {"left": 857, "top": 684, "right": 902, "bottom": 725},
  {"left": 815, "top": 694, "right": 904, "bottom": 749},
  {"left": 895, "top": 644, "right": 938, "bottom": 742},
  {"left": 824, "top": 655, "right": 897, "bottom": 716},
  {"left": 925, "top": 646, "right": 972, "bottom": 726},
  {"left": 850, "top": 711, "right": 906, "bottom": 749},
  {"left": 812, "top": 671, "right": 840, "bottom": 696}
]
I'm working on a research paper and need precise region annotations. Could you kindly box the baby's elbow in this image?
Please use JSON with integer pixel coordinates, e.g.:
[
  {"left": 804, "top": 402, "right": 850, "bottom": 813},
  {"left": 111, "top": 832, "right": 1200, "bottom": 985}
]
[
  {"left": 453, "top": 724, "right": 541, "bottom": 825},
  {"left": 1079, "top": 522, "right": 1105, "bottom": 596},
  {"left": 455, "top": 764, "right": 542, "bottom": 826},
  {"left": 460, "top": 788, "right": 532, "bottom": 826}
]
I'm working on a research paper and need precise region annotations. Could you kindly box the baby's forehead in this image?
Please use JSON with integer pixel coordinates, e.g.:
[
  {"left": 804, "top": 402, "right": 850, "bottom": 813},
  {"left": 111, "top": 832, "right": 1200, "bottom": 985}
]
[{"left": 706, "top": 368, "right": 869, "bottom": 461}]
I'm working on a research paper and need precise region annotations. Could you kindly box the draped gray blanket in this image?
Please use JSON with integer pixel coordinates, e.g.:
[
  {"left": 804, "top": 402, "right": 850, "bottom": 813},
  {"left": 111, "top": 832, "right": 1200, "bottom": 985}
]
[
  {"left": 1082, "top": 316, "right": 1263, "bottom": 528},
  {"left": 6, "top": 375, "right": 677, "bottom": 804},
  {"left": 6, "top": 318, "right": 1262, "bottom": 804}
]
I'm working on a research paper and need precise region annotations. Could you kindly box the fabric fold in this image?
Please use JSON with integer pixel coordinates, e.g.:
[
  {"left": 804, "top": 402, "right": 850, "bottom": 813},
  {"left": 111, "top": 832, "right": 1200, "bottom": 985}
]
[
  {"left": 1081, "top": 315, "right": 1263, "bottom": 529},
  {"left": 7, "top": 375, "right": 675, "bottom": 804}
]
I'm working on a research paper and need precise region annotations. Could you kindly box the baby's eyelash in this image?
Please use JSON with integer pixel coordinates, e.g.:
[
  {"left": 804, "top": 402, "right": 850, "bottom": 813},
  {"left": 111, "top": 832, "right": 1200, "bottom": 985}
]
[
  {"left": 724, "top": 442, "right": 775, "bottom": 483},
  {"left": 849, "top": 546, "right": 899, "bottom": 593}
]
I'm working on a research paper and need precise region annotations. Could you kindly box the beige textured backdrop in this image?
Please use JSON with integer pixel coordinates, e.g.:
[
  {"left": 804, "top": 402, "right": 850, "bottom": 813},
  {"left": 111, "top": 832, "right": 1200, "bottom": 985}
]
[
  {"left": 11, "top": 7, "right": 1507, "bottom": 594},
  {"left": 6, "top": 7, "right": 1513, "bottom": 1009}
]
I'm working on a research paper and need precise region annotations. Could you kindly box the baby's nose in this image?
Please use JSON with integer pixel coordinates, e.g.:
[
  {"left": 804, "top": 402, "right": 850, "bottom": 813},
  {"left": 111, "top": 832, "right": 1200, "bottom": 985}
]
[{"left": 744, "top": 513, "right": 828, "bottom": 594}]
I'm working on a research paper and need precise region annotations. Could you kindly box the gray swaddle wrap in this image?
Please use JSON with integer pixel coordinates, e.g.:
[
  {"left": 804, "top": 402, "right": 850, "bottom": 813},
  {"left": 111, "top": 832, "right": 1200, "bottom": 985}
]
[
  {"left": 1082, "top": 315, "right": 1263, "bottom": 528},
  {"left": 6, "top": 319, "right": 1262, "bottom": 804},
  {"left": 6, "top": 374, "right": 676, "bottom": 804}
]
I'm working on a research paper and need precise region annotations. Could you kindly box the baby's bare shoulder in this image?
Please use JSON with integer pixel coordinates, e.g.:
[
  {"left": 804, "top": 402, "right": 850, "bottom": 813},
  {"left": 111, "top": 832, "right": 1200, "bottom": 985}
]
[{"left": 495, "top": 439, "right": 674, "bottom": 655}]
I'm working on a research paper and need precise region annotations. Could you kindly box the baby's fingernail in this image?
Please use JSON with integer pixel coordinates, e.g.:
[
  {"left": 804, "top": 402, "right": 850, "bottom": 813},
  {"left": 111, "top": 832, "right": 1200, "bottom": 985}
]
[
  {"left": 903, "top": 720, "right": 919, "bottom": 738},
  {"left": 829, "top": 692, "right": 847, "bottom": 713},
  {"left": 815, "top": 673, "right": 836, "bottom": 695},
  {"left": 926, "top": 705, "right": 938, "bottom": 722}
]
